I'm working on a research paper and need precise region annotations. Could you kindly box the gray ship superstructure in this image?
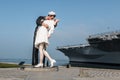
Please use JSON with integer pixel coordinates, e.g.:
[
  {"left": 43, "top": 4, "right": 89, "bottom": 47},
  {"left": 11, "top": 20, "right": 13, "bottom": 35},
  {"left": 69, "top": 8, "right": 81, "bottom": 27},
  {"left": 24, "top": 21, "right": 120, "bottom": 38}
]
[{"left": 57, "top": 31, "right": 120, "bottom": 65}]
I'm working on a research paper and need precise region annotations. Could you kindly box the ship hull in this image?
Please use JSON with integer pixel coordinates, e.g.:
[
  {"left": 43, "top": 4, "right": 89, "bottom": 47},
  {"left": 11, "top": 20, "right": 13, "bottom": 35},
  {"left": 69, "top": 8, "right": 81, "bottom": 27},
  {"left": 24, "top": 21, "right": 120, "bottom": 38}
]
[{"left": 57, "top": 46, "right": 120, "bottom": 65}]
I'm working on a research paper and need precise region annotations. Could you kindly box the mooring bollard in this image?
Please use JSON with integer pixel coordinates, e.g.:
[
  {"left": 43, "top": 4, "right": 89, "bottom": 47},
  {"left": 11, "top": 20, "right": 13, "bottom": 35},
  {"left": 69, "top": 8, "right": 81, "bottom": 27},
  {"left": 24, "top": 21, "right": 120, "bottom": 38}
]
[
  {"left": 66, "top": 64, "right": 71, "bottom": 68},
  {"left": 56, "top": 66, "right": 59, "bottom": 71}
]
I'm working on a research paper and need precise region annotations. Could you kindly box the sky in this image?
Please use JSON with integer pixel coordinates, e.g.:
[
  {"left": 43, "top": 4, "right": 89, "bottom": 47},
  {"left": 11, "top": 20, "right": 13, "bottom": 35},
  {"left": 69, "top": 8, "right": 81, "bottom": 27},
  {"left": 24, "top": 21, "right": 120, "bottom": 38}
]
[{"left": 0, "top": 0, "right": 120, "bottom": 60}]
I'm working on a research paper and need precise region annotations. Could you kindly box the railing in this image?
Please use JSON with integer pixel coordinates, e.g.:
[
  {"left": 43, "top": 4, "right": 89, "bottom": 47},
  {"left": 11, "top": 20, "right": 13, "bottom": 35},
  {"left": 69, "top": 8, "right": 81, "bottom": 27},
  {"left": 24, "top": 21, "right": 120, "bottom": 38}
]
[
  {"left": 88, "top": 30, "right": 120, "bottom": 40},
  {"left": 57, "top": 44, "right": 90, "bottom": 49}
]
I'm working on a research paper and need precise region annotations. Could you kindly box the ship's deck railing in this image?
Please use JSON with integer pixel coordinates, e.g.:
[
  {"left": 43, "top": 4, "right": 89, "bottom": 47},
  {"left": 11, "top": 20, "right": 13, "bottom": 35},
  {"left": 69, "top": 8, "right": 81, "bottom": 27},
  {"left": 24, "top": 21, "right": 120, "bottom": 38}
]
[
  {"left": 57, "top": 44, "right": 90, "bottom": 49},
  {"left": 88, "top": 30, "right": 120, "bottom": 40}
]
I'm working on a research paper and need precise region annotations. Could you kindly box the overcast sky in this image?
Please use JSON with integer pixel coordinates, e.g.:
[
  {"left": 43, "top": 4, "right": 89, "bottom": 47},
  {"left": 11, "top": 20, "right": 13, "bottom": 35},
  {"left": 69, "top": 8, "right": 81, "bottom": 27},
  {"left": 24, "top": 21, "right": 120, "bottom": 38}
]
[{"left": 0, "top": 0, "right": 120, "bottom": 60}]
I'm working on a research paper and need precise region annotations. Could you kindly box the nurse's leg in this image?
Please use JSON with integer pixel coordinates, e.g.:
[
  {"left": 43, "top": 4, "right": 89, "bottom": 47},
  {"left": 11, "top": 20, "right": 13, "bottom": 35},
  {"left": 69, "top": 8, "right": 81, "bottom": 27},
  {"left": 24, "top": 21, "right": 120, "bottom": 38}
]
[
  {"left": 43, "top": 44, "right": 56, "bottom": 67},
  {"left": 34, "top": 43, "right": 44, "bottom": 67},
  {"left": 43, "top": 44, "right": 52, "bottom": 62},
  {"left": 39, "top": 43, "right": 44, "bottom": 65}
]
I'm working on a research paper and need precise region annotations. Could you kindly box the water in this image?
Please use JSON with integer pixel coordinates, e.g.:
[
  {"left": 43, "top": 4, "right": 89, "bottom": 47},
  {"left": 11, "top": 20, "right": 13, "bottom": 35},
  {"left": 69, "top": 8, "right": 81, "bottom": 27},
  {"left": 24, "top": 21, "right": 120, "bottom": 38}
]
[{"left": 0, "top": 59, "right": 69, "bottom": 66}]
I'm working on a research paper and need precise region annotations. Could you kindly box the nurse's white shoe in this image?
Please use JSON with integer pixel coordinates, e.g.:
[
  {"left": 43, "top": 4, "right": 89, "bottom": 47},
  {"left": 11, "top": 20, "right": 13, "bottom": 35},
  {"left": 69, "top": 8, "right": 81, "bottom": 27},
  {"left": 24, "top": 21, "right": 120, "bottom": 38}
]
[
  {"left": 34, "top": 63, "right": 43, "bottom": 68},
  {"left": 50, "top": 59, "right": 56, "bottom": 67}
]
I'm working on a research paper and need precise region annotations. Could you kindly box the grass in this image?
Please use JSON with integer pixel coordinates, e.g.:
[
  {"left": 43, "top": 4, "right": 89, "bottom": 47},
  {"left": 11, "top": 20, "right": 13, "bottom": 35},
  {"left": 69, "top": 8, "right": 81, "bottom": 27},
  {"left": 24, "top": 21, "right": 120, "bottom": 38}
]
[{"left": 0, "top": 63, "right": 19, "bottom": 68}]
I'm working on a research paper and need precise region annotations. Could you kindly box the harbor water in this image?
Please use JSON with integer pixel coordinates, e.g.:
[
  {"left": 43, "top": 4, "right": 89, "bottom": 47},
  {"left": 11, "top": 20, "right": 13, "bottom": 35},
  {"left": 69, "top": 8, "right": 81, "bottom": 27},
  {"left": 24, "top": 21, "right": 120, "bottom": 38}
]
[{"left": 0, "top": 58, "right": 69, "bottom": 66}]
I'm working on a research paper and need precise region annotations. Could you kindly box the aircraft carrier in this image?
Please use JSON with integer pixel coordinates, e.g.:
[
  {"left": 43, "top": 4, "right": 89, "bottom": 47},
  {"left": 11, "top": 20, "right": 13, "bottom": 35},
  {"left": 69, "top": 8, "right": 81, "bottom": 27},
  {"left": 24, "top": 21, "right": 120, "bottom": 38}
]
[{"left": 57, "top": 31, "right": 120, "bottom": 66}]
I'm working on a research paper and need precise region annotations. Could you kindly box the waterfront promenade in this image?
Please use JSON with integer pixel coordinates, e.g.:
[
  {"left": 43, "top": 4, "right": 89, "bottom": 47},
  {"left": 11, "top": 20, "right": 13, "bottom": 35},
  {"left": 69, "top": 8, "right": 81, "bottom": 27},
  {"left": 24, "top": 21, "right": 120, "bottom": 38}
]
[{"left": 0, "top": 66, "right": 120, "bottom": 80}]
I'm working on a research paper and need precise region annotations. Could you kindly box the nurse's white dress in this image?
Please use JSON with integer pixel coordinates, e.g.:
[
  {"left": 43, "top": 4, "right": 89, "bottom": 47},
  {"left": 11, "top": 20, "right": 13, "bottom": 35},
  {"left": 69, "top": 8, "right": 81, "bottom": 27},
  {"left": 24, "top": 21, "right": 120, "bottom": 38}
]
[{"left": 35, "top": 20, "right": 55, "bottom": 49}]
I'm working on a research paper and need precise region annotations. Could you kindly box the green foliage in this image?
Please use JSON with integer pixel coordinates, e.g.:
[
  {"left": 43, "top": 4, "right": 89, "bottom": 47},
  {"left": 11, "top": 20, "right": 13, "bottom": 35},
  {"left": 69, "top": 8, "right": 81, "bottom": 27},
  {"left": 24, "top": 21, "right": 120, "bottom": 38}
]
[{"left": 0, "top": 63, "right": 19, "bottom": 68}]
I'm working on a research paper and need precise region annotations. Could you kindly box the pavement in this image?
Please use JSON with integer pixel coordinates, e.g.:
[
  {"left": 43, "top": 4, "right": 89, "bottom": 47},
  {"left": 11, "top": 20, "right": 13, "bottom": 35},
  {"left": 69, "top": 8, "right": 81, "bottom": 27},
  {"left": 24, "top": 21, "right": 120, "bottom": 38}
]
[
  {"left": 74, "top": 68, "right": 120, "bottom": 80},
  {"left": 0, "top": 66, "right": 120, "bottom": 80}
]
